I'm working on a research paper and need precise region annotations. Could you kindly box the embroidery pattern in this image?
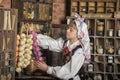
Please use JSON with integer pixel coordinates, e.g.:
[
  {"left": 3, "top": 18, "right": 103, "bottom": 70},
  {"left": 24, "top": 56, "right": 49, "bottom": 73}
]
[{"left": 63, "top": 45, "right": 82, "bottom": 62}]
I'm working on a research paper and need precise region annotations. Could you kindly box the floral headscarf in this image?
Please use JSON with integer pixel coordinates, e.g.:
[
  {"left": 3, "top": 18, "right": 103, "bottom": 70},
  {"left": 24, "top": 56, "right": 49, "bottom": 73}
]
[
  {"left": 73, "top": 13, "right": 91, "bottom": 63},
  {"left": 74, "top": 13, "right": 84, "bottom": 39}
]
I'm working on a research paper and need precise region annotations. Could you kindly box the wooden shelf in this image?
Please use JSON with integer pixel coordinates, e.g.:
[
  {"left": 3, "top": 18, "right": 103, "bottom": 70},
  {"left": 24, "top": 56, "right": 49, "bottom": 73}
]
[
  {"left": 11, "top": 0, "right": 53, "bottom": 80},
  {"left": 0, "top": 8, "right": 18, "bottom": 80},
  {"left": 16, "top": 75, "right": 56, "bottom": 80},
  {"left": 69, "top": 0, "right": 120, "bottom": 79}
]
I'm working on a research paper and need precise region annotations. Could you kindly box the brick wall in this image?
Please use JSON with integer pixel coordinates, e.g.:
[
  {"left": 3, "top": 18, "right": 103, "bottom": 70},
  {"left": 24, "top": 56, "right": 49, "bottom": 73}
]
[
  {"left": 0, "top": 0, "right": 11, "bottom": 8},
  {"left": 52, "top": 0, "right": 66, "bottom": 24},
  {"left": 0, "top": 0, "right": 66, "bottom": 24}
]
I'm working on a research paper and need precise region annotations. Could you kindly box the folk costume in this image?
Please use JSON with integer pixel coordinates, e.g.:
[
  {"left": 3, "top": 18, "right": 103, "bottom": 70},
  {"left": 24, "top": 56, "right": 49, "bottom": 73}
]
[{"left": 36, "top": 13, "right": 90, "bottom": 80}]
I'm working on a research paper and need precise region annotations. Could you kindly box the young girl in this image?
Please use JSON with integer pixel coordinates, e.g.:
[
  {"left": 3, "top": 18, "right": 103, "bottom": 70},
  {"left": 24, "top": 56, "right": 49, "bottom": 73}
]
[{"left": 29, "top": 13, "right": 90, "bottom": 80}]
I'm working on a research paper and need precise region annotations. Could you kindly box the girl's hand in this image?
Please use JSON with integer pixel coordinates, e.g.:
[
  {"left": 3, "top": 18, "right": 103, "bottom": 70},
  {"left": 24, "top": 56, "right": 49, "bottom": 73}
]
[{"left": 36, "top": 61, "right": 48, "bottom": 72}]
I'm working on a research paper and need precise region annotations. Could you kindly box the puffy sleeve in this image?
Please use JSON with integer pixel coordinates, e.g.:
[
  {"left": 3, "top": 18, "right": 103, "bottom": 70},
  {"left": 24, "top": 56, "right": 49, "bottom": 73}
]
[
  {"left": 46, "top": 49, "right": 85, "bottom": 79},
  {"left": 36, "top": 34, "right": 64, "bottom": 52},
  {"left": 81, "top": 22, "right": 91, "bottom": 62}
]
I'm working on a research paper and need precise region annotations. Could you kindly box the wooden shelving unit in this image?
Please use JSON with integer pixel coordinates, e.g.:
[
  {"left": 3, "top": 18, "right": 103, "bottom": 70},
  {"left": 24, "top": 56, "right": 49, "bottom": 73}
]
[
  {"left": 0, "top": 8, "right": 18, "bottom": 80},
  {"left": 69, "top": 0, "right": 120, "bottom": 80},
  {"left": 11, "top": 0, "right": 55, "bottom": 80}
]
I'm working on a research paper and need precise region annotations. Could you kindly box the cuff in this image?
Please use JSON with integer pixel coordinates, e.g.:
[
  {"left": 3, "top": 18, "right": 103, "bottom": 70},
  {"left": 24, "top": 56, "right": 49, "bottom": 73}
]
[{"left": 46, "top": 66, "right": 53, "bottom": 74}]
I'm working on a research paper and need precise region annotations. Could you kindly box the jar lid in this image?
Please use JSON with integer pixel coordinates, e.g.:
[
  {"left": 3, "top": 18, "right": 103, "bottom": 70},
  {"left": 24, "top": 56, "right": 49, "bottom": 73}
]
[
  {"left": 108, "top": 56, "right": 113, "bottom": 59},
  {"left": 98, "top": 22, "right": 104, "bottom": 25}
]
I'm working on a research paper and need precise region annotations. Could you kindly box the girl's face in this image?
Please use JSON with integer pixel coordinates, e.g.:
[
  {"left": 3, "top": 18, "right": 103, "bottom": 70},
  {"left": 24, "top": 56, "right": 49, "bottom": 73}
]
[{"left": 66, "top": 23, "right": 78, "bottom": 40}]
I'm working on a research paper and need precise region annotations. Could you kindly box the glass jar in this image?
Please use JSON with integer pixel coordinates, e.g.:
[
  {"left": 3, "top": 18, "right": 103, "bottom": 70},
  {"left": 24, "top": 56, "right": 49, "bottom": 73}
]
[
  {"left": 97, "top": 22, "right": 104, "bottom": 36},
  {"left": 107, "top": 47, "right": 114, "bottom": 54},
  {"left": 90, "top": 42, "right": 94, "bottom": 53},
  {"left": 118, "top": 30, "right": 120, "bottom": 37},
  {"left": 97, "top": 74, "right": 102, "bottom": 80},
  {"left": 107, "top": 63, "right": 113, "bottom": 72},
  {"left": 67, "top": 17, "right": 71, "bottom": 24},
  {"left": 108, "top": 29, "right": 113, "bottom": 36},
  {"left": 94, "top": 74, "right": 102, "bottom": 80},
  {"left": 107, "top": 56, "right": 113, "bottom": 63},
  {"left": 88, "top": 63, "right": 94, "bottom": 72},
  {"left": 118, "top": 48, "right": 120, "bottom": 55},
  {"left": 97, "top": 45, "right": 103, "bottom": 54}
]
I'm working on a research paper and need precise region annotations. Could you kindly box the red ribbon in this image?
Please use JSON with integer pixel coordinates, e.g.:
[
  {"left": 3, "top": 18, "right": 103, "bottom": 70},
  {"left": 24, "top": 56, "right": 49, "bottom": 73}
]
[{"left": 63, "top": 47, "right": 69, "bottom": 55}]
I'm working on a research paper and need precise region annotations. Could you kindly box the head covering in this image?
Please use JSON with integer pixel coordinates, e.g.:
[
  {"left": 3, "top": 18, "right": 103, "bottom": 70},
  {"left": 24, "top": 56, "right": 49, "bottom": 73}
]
[
  {"left": 73, "top": 13, "right": 85, "bottom": 39},
  {"left": 73, "top": 13, "right": 91, "bottom": 64}
]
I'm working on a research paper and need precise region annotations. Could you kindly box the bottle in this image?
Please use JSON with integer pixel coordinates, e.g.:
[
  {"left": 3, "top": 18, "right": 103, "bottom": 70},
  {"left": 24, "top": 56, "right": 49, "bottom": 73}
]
[
  {"left": 88, "top": 63, "right": 94, "bottom": 72},
  {"left": 90, "top": 42, "right": 94, "bottom": 53},
  {"left": 106, "top": 63, "right": 113, "bottom": 72},
  {"left": 118, "top": 30, "right": 120, "bottom": 37},
  {"left": 97, "top": 45, "right": 103, "bottom": 54},
  {"left": 66, "top": 16, "right": 71, "bottom": 24},
  {"left": 88, "top": 28, "right": 92, "bottom": 35},
  {"left": 107, "top": 42, "right": 114, "bottom": 54},
  {"left": 97, "top": 74, "right": 102, "bottom": 80},
  {"left": 118, "top": 64, "right": 120, "bottom": 72},
  {"left": 88, "top": 77, "right": 93, "bottom": 80},
  {"left": 97, "top": 22, "right": 104, "bottom": 36},
  {"left": 107, "top": 74, "right": 113, "bottom": 80},
  {"left": 108, "top": 29, "right": 113, "bottom": 36},
  {"left": 118, "top": 48, "right": 120, "bottom": 55},
  {"left": 94, "top": 74, "right": 102, "bottom": 80},
  {"left": 107, "top": 56, "right": 113, "bottom": 63}
]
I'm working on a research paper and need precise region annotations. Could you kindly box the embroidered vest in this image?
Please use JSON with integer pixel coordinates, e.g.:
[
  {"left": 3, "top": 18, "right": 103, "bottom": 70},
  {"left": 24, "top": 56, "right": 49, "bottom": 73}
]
[{"left": 62, "top": 40, "right": 88, "bottom": 80}]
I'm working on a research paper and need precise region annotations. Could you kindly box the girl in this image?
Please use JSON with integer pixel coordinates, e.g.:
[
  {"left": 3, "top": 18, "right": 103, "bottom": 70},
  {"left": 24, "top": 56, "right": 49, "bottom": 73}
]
[{"left": 29, "top": 13, "right": 90, "bottom": 80}]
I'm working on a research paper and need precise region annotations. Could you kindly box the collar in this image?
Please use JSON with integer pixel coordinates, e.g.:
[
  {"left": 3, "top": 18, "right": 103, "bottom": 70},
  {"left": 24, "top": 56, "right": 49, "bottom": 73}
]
[{"left": 65, "top": 40, "right": 80, "bottom": 51}]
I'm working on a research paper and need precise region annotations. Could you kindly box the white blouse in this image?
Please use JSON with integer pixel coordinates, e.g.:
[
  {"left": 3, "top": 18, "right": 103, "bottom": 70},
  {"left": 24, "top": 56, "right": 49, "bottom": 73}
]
[
  {"left": 36, "top": 21, "right": 90, "bottom": 80},
  {"left": 37, "top": 34, "right": 85, "bottom": 80}
]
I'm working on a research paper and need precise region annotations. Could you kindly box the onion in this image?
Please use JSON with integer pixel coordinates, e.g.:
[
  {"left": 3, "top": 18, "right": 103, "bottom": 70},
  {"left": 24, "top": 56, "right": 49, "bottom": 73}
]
[
  {"left": 26, "top": 38, "right": 32, "bottom": 43},
  {"left": 19, "top": 52, "right": 24, "bottom": 56},
  {"left": 37, "top": 52, "right": 42, "bottom": 57},
  {"left": 38, "top": 57, "right": 43, "bottom": 61},
  {"left": 25, "top": 50, "right": 32, "bottom": 54},
  {"left": 35, "top": 47, "right": 40, "bottom": 52},
  {"left": 22, "top": 64, "right": 27, "bottom": 68},
  {"left": 20, "top": 33, "right": 26, "bottom": 39},
  {"left": 16, "top": 40, "right": 19, "bottom": 46},
  {"left": 25, "top": 61, "right": 30, "bottom": 65},
  {"left": 33, "top": 42, "right": 38, "bottom": 48},
  {"left": 24, "top": 59, "right": 28, "bottom": 63},
  {"left": 18, "top": 57, "right": 23, "bottom": 62},
  {"left": 16, "top": 67, "right": 22, "bottom": 73},
  {"left": 25, "top": 44, "right": 30, "bottom": 48},
  {"left": 25, "top": 48, "right": 30, "bottom": 52},
  {"left": 27, "top": 34, "right": 33, "bottom": 39},
  {"left": 28, "top": 45, "right": 32, "bottom": 50},
  {"left": 30, "top": 31, "right": 43, "bottom": 62},
  {"left": 29, "top": 40, "right": 33, "bottom": 44},
  {"left": 16, "top": 46, "right": 19, "bottom": 52},
  {"left": 26, "top": 55, "right": 31, "bottom": 60},
  {"left": 17, "top": 34, "right": 20, "bottom": 40},
  {"left": 19, "top": 40, "right": 26, "bottom": 46},
  {"left": 18, "top": 62, "right": 22, "bottom": 67},
  {"left": 16, "top": 52, "right": 19, "bottom": 57},
  {"left": 19, "top": 46, "right": 24, "bottom": 51},
  {"left": 24, "top": 54, "right": 29, "bottom": 57},
  {"left": 16, "top": 31, "right": 33, "bottom": 73},
  {"left": 21, "top": 55, "right": 25, "bottom": 59},
  {"left": 22, "top": 45, "right": 26, "bottom": 49}
]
